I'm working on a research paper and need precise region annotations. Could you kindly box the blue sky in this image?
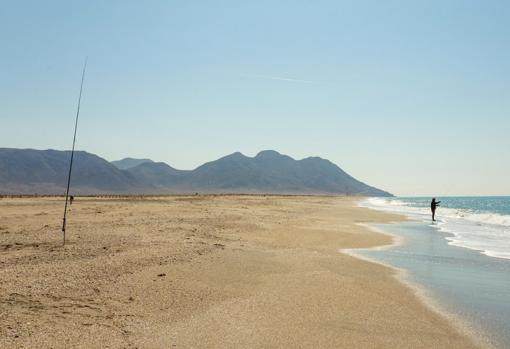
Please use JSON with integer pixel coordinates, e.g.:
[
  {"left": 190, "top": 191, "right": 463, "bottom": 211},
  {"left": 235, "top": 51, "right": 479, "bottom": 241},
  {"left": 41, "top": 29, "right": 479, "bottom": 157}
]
[{"left": 1, "top": 0, "right": 509, "bottom": 196}]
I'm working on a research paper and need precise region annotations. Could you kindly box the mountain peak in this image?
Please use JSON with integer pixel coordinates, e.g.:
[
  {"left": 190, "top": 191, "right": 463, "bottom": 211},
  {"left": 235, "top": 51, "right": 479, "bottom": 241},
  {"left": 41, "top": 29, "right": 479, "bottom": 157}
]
[
  {"left": 111, "top": 158, "right": 154, "bottom": 170},
  {"left": 222, "top": 152, "right": 247, "bottom": 160},
  {"left": 255, "top": 150, "right": 283, "bottom": 158}
]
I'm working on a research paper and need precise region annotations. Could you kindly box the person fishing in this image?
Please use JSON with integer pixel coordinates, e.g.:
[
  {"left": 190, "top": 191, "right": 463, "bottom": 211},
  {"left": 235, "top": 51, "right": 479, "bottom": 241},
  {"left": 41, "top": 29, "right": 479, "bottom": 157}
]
[{"left": 431, "top": 198, "right": 441, "bottom": 221}]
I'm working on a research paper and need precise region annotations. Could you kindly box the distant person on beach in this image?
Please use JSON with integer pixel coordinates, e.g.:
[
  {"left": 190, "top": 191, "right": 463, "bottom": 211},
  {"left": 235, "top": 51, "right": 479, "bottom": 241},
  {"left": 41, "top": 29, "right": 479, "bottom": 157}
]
[
  {"left": 70, "top": 195, "right": 74, "bottom": 205},
  {"left": 431, "top": 198, "right": 441, "bottom": 221}
]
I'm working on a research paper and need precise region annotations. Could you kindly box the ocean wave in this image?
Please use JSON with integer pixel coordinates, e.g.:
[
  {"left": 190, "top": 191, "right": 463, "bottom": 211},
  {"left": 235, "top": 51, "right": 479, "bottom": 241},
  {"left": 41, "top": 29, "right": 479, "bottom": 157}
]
[{"left": 361, "top": 197, "right": 510, "bottom": 260}]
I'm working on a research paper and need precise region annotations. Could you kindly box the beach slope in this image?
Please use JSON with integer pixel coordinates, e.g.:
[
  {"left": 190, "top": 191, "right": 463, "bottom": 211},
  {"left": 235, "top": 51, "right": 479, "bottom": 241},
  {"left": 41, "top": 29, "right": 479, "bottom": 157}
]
[{"left": 0, "top": 196, "right": 478, "bottom": 348}]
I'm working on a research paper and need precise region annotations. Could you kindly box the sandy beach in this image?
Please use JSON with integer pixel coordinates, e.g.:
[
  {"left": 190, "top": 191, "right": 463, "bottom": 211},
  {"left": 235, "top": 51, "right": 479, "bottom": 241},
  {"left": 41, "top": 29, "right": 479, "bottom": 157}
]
[{"left": 0, "top": 195, "right": 479, "bottom": 348}]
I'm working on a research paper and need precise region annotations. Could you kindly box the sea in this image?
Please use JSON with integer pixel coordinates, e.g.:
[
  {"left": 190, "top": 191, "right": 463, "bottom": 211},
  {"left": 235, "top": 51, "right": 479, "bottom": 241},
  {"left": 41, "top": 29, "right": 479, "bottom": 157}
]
[{"left": 357, "top": 196, "right": 510, "bottom": 348}]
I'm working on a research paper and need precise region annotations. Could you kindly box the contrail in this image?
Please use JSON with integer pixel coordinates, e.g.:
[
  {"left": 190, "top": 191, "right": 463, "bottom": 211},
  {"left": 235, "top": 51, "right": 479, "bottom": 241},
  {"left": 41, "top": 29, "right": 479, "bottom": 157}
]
[{"left": 241, "top": 74, "right": 318, "bottom": 84}]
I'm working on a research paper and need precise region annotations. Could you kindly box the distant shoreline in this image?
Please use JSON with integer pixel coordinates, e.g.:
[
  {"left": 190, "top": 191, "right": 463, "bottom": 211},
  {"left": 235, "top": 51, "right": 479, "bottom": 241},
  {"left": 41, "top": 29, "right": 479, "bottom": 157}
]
[{"left": 0, "top": 193, "right": 368, "bottom": 199}]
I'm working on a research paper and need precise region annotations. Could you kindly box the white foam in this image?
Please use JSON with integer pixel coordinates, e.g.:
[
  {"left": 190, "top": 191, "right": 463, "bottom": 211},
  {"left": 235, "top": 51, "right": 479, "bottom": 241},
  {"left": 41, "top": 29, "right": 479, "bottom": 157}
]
[{"left": 361, "top": 197, "right": 510, "bottom": 260}]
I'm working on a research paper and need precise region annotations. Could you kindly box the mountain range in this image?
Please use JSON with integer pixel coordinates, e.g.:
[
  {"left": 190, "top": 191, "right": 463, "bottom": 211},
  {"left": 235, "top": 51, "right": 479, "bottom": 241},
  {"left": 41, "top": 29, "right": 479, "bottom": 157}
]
[{"left": 0, "top": 148, "right": 392, "bottom": 196}]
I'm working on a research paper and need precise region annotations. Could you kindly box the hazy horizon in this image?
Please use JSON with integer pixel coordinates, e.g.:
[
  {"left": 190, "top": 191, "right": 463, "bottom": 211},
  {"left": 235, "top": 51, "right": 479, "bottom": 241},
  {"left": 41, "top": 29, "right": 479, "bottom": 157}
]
[{"left": 2, "top": 1, "right": 509, "bottom": 196}]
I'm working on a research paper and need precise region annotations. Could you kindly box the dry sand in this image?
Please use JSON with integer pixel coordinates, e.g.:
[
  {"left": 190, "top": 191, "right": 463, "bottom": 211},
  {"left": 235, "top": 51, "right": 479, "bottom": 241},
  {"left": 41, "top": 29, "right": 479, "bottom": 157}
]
[{"left": 0, "top": 195, "right": 480, "bottom": 348}]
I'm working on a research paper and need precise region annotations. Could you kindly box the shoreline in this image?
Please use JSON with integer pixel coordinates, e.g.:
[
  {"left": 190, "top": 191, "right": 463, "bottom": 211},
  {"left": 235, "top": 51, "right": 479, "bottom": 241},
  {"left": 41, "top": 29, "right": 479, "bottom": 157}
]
[
  {"left": 0, "top": 195, "right": 480, "bottom": 348},
  {"left": 342, "top": 221, "right": 491, "bottom": 349}
]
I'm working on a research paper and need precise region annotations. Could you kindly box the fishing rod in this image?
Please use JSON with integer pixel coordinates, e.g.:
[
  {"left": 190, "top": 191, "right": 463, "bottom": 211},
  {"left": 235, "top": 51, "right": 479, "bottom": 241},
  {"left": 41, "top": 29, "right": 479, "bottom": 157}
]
[{"left": 62, "top": 58, "right": 87, "bottom": 245}]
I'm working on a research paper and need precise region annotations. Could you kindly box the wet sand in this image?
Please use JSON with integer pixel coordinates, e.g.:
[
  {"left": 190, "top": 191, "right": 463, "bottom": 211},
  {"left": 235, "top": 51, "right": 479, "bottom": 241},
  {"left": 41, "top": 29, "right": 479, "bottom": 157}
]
[{"left": 0, "top": 195, "right": 479, "bottom": 348}]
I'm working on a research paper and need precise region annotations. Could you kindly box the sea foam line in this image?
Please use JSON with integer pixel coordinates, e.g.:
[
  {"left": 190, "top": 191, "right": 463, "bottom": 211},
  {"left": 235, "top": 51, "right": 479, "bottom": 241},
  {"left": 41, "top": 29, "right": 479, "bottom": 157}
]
[{"left": 360, "top": 197, "right": 510, "bottom": 260}]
